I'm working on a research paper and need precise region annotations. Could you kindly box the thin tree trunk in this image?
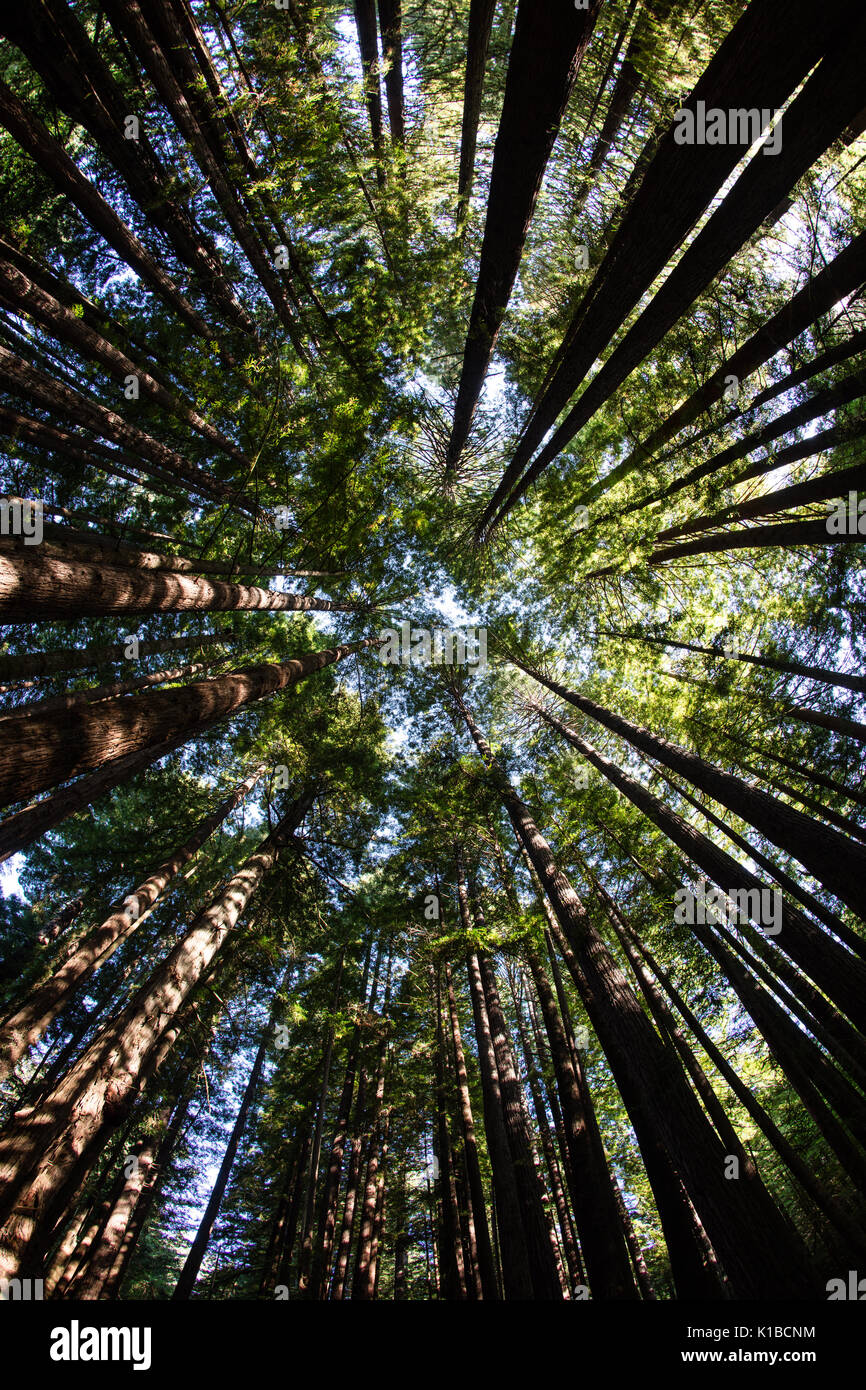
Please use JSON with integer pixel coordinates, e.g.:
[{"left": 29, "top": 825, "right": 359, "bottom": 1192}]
[
  {"left": 443, "top": 961, "right": 498, "bottom": 1299},
  {"left": 0, "top": 404, "right": 180, "bottom": 494},
  {"left": 172, "top": 1018, "right": 272, "bottom": 1298},
  {"left": 433, "top": 967, "right": 465, "bottom": 1300},
  {"left": 507, "top": 969, "right": 580, "bottom": 1289},
  {"left": 311, "top": 938, "right": 376, "bottom": 1298},
  {"left": 0, "top": 2, "right": 253, "bottom": 333},
  {"left": 465, "top": 948, "right": 533, "bottom": 1299},
  {"left": 597, "top": 228, "right": 866, "bottom": 500},
  {"left": 610, "top": 1174, "right": 656, "bottom": 1300},
  {"left": 297, "top": 958, "right": 345, "bottom": 1294},
  {"left": 604, "top": 629, "right": 866, "bottom": 696},
  {"left": 624, "top": 920, "right": 866, "bottom": 1262},
  {"left": 522, "top": 934, "right": 636, "bottom": 1298},
  {"left": 0, "top": 662, "right": 207, "bottom": 724},
  {"left": 351, "top": 1042, "right": 388, "bottom": 1298},
  {"left": 627, "top": 365, "right": 866, "bottom": 519},
  {"left": 102, "top": 0, "right": 306, "bottom": 350},
  {"left": 0, "top": 82, "right": 216, "bottom": 340},
  {"left": 532, "top": 702, "right": 866, "bottom": 1067},
  {"left": 0, "top": 347, "right": 262, "bottom": 515},
  {"left": 475, "top": 946, "right": 562, "bottom": 1299},
  {"left": 0, "top": 632, "right": 231, "bottom": 686},
  {"left": 0, "top": 259, "right": 251, "bottom": 464},
  {"left": 354, "top": 0, "right": 385, "bottom": 180},
  {"left": 330, "top": 1064, "right": 369, "bottom": 1300}
]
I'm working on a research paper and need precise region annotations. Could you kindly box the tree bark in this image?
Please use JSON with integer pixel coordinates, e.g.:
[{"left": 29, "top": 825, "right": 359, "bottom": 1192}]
[
  {"left": 464, "top": 948, "right": 533, "bottom": 1299},
  {"left": 0, "top": 543, "right": 361, "bottom": 622},
  {"left": 0, "top": 347, "right": 263, "bottom": 515},
  {"left": 0, "top": 258, "right": 251, "bottom": 464},
  {"left": 522, "top": 934, "right": 636, "bottom": 1298},
  {"left": 0, "top": 1, "right": 253, "bottom": 333},
  {"left": 0, "top": 639, "right": 377, "bottom": 809}
]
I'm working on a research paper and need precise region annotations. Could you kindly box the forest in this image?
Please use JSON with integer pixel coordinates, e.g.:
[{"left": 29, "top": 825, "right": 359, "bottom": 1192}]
[{"left": 0, "top": 0, "right": 864, "bottom": 1311}]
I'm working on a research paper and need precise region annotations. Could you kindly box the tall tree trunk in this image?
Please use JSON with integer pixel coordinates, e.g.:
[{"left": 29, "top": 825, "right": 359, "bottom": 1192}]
[
  {"left": 627, "top": 365, "right": 866, "bottom": 519},
  {"left": 0, "top": 730, "right": 191, "bottom": 863},
  {"left": 604, "top": 629, "right": 866, "bottom": 697},
  {"left": 0, "top": 82, "right": 216, "bottom": 340},
  {"left": 443, "top": 961, "right": 498, "bottom": 1298},
  {"left": 0, "top": 632, "right": 231, "bottom": 686},
  {"left": 311, "top": 938, "right": 376, "bottom": 1298},
  {"left": 102, "top": 0, "right": 306, "bottom": 351},
  {"left": 0, "top": 348, "right": 262, "bottom": 515},
  {"left": 456, "top": 0, "right": 496, "bottom": 227},
  {"left": 464, "top": 948, "right": 533, "bottom": 1299},
  {"left": 0, "top": 542, "right": 360, "bottom": 623},
  {"left": 446, "top": 0, "right": 602, "bottom": 467},
  {"left": 74, "top": 1128, "right": 165, "bottom": 1299},
  {"left": 475, "top": 946, "right": 562, "bottom": 1299},
  {"left": 522, "top": 933, "right": 636, "bottom": 1298},
  {"left": 330, "top": 1063, "right": 369, "bottom": 1300},
  {"left": 596, "top": 228, "right": 866, "bottom": 502},
  {"left": 433, "top": 967, "right": 465, "bottom": 1300},
  {"left": 0, "top": 662, "right": 209, "bottom": 724},
  {"left": 610, "top": 1173, "right": 657, "bottom": 1300},
  {"left": 102, "top": 1081, "right": 196, "bottom": 1298},
  {"left": 531, "top": 701, "right": 866, "bottom": 1063},
  {"left": 0, "top": 405, "right": 181, "bottom": 495},
  {"left": 507, "top": 968, "right": 580, "bottom": 1289},
  {"left": 353, "top": 0, "right": 385, "bottom": 181},
  {"left": 351, "top": 1038, "right": 388, "bottom": 1298},
  {"left": 0, "top": 639, "right": 377, "bottom": 810},
  {"left": 623, "top": 916, "right": 866, "bottom": 1261},
  {"left": 652, "top": 759, "right": 866, "bottom": 969},
  {"left": 0, "top": 258, "right": 251, "bottom": 464},
  {"left": 0, "top": 1, "right": 253, "bottom": 333},
  {"left": 377, "top": 0, "right": 404, "bottom": 146},
  {"left": 297, "top": 958, "right": 345, "bottom": 1294}
]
